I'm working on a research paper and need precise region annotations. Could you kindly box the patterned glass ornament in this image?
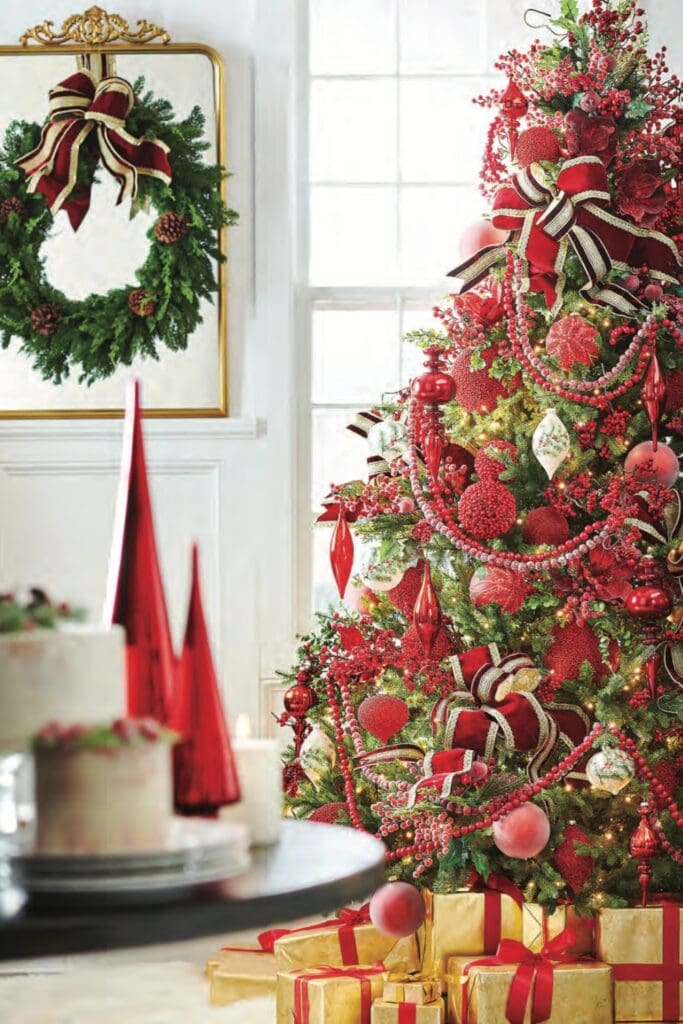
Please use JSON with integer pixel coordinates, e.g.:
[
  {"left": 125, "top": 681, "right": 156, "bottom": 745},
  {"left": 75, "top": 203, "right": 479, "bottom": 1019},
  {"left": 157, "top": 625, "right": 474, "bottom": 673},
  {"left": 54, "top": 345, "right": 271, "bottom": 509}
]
[
  {"left": 360, "top": 543, "right": 416, "bottom": 592},
  {"left": 366, "top": 418, "right": 408, "bottom": 463},
  {"left": 532, "top": 408, "right": 571, "bottom": 479},
  {"left": 299, "top": 723, "right": 336, "bottom": 790},
  {"left": 586, "top": 748, "right": 635, "bottom": 794}
]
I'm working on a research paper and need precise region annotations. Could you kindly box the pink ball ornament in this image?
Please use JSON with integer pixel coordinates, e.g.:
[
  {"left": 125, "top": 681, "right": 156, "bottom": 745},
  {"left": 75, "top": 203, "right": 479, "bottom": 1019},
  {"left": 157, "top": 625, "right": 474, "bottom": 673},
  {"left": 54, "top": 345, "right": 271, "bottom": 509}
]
[
  {"left": 369, "top": 882, "right": 426, "bottom": 938},
  {"left": 345, "top": 583, "right": 378, "bottom": 614},
  {"left": 624, "top": 441, "right": 679, "bottom": 487},
  {"left": 457, "top": 220, "right": 507, "bottom": 261},
  {"left": 492, "top": 803, "right": 551, "bottom": 859}
]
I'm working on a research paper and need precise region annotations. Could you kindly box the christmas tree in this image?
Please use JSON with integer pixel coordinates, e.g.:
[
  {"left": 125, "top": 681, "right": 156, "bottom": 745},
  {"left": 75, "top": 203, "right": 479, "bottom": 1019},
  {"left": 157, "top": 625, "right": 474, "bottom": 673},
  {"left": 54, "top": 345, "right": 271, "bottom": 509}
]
[{"left": 280, "top": 0, "right": 683, "bottom": 913}]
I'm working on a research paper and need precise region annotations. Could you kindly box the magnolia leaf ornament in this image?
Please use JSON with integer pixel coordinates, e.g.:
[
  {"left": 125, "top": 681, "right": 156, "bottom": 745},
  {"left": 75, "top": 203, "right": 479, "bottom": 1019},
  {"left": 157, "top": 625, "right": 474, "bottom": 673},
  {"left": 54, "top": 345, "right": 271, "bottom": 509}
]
[
  {"left": 585, "top": 748, "right": 635, "bottom": 794},
  {"left": 299, "top": 723, "right": 337, "bottom": 790},
  {"left": 532, "top": 408, "right": 571, "bottom": 479},
  {"left": 545, "top": 314, "right": 600, "bottom": 370}
]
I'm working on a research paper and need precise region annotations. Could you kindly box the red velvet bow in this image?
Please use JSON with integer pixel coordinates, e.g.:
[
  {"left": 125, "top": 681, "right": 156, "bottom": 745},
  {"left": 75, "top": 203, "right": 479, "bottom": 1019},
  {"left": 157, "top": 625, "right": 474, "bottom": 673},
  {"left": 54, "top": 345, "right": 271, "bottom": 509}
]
[
  {"left": 292, "top": 963, "right": 385, "bottom": 1024},
  {"left": 462, "top": 927, "right": 581, "bottom": 1024},
  {"left": 449, "top": 156, "right": 680, "bottom": 316},
  {"left": 16, "top": 70, "right": 172, "bottom": 231}
]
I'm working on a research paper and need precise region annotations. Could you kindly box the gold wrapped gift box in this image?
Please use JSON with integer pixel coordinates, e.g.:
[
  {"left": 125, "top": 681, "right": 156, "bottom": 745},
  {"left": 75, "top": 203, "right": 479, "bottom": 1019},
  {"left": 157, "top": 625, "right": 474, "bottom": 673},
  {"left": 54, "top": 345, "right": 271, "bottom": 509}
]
[
  {"left": 424, "top": 890, "right": 522, "bottom": 981},
  {"left": 522, "top": 902, "right": 594, "bottom": 955},
  {"left": 595, "top": 903, "right": 683, "bottom": 1021},
  {"left": 371, "top": 997, "right": 445, "bottom": 1022},
  {"left": 446, "top": 956, "right": 613, "bottom": 1024},
  {"left": 276, "top": 965, "right": 385, "bottom": 1024},
  {"left": 207, "top": 949, "right": 277, "bottom": 1006},
  {"left": 383, "top": 971, "right": 441, "bottom": 1006},
  {"left": 274, "top": 922, "right": 420, "bottom": 973}
]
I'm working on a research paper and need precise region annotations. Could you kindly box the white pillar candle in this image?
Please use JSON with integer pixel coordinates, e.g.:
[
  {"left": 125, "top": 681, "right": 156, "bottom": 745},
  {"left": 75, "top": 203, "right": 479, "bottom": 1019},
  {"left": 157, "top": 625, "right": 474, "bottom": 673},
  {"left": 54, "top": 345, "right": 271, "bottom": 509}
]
[{"left": 220, "top": 714, "right": 282, "bottom": 846}]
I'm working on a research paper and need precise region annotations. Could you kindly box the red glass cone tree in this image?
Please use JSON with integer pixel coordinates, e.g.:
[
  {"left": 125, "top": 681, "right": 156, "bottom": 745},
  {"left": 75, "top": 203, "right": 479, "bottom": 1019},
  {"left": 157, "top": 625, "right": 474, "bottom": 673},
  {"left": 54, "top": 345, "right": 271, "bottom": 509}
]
[
  {"left": 172, "top": 545, "right": 241, "bottom": 815},
  {"left": 104, "top": 380, "right": 175, "bottom": 723}
]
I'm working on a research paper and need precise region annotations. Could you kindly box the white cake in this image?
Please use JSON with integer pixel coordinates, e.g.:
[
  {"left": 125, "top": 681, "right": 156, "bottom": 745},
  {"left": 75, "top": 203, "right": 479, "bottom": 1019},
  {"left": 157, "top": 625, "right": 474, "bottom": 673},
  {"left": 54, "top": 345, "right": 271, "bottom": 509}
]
[
  {"left": 34, "top": 720, "right": 174, "bottom": 854},
  {"left": 0, "top": 624, "right": 126, "bottom": 752}
]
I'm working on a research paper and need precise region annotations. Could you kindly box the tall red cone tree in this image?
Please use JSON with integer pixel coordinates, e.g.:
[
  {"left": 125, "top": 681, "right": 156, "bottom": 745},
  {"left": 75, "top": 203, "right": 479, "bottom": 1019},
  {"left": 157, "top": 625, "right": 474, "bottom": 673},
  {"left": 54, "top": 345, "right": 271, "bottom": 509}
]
[
  {"left": 172, "top": 545, "right": 241, "bottom": 815},
  {"left": 104, "top": 380, "right": 175, "bottom": 723}
]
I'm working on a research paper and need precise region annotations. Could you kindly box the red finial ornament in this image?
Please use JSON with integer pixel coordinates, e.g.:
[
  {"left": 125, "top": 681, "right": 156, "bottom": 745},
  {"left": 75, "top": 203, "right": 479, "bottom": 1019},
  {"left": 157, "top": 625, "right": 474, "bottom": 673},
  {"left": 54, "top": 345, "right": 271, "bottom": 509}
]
[
  {"left": 644, "top": 649, "right": 661, "bottom": 701},
  {"left": 104, "top": 380, "right": 175, "bottom": 724},
  {"left": 413, "top": 561, "right": 442, "bottom": 656},
  {"left": 172, "top": 545, "right": 241, "bottom": 815},
  {"left": 629, "top": 802, "right": 661, "bottom": 907},
  {"left": 499, "top": 79, "right": 528, "bottom": 159},
  {"left": 642, "top": 352, "right": 667, "bottom": 451},
  {"left": 330, "top": 505, "right": 354, "bottom": 598},
  {"left": 422, "top": 429, "right": 444, "bottom": 481},
  {"left": 411, "top": 346, "right": 455, "bottom": 406}
]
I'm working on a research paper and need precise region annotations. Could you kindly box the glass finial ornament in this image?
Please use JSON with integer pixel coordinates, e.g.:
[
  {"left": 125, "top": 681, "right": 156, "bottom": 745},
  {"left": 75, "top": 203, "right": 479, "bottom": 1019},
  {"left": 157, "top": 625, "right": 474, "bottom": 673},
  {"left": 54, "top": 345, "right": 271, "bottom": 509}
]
[
  {"left": 413, "top": 561, "right": 442, "bottom": 656},
  {"left": 586, "top": 747, "right": 635, "bottom": 794},
  {"left": 299, "top": 723, "right": 336, "bottom": 791},
  {"left": 641, "top": 352, "right": 667, "bottom": 450},
  {"left": 410, "top": 346, "right": 455, "bottom": 406},
  {"left": 499, "top": 78, "right": 528, "bottom": 158},
  {"left": 532, "top": 408, "right": 571, "bottom": 479},
  {"left": 330, "top": 505, "right": 354, "bottom": 598},
  {"left": 629, "top": 802, "right": 660, "bottom": 907}
]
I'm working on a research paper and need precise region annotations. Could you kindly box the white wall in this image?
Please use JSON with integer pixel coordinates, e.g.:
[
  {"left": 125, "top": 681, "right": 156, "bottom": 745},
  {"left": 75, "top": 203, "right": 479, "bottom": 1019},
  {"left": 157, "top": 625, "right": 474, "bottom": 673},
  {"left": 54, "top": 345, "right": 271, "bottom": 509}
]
[
  {"left": 0, "top": 0, "right": 300, "bottom": 735},
  {"left": 0, "top": 0, "right": 680, "bottom": 737}
]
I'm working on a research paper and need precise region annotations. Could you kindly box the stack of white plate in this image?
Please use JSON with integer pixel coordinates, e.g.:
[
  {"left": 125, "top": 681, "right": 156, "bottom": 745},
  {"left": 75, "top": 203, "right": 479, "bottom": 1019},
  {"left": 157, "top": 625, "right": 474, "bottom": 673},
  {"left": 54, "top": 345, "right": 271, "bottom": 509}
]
[{"left": 9, "top": 817, "right": 250, "bottom": 906}]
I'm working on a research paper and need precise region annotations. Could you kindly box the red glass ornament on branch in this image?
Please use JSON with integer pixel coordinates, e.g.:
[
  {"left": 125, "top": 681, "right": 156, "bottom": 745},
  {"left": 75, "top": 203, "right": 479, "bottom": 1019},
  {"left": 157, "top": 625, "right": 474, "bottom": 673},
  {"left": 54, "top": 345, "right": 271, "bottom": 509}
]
[
  {"left": 422, "top": 429, "right": 444, "bottom": 481},
  {"left": 172, "top": 546, "right": 241, "bottom": 815},
  {"left": 499, "top": 78, "right": 528, "bottom": 159},
  {"left": 625, "top": 585, "right": 673, "bottom": 620},
  {"left": 629, "top": 802, "right": 661, "bottom": 907},
  {"left": 411, "top": 346, "right": 455, "bottom": 406},
  {"left": 104, "top": 380, "right": 175, "bottom": 724},
  {"left": 644, "top": 649, "right": 662, "bottom": 701},
  {"left": 642, "top": 352, "right": 667, "bottom": 450},
  {"left": 330, "top": 505, "right": 354, "bottom": 598},
  {"left": 413, "top": 561, "right": 442, "bottom": 656},
  {"left": 283, "top": 681, "right": 316, "bottom": 759}
]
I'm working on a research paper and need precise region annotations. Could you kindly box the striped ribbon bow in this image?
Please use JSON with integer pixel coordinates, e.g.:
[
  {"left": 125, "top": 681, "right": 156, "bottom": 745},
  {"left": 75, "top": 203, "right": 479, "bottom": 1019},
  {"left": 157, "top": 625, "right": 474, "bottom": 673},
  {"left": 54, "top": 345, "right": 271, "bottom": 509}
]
[
  {"left": 16, "top": 70, "right": 172, "bottom": 231},
  {"left": 448, "top": 155, "right": 680, "bottom": 316}
]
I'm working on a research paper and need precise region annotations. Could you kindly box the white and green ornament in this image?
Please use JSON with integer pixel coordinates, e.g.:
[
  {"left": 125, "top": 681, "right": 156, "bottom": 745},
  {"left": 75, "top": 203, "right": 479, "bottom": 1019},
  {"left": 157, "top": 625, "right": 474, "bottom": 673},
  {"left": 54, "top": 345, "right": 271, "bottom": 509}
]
[
  {"left": 360, "top": 543, "right": 415, "bottom": 592},
  {"left": 300, "top": 723, "right": 336, "bottom": 791},
  {"left": 532, "top": 408, "right": 571, "bottom": 479},
  {"left": 585, "top": 748, "right": 635, "bottom": 794},
  {"left": 366, "top": 418, "right": 408, "bottom": 464}
]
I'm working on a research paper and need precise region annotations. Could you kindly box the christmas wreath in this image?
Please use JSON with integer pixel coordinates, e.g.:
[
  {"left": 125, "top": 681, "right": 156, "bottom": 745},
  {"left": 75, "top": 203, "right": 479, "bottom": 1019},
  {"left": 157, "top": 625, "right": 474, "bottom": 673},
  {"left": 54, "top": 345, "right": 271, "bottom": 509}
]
[{"left": 0, "top": 72, "right": 237, "bottom": 385}]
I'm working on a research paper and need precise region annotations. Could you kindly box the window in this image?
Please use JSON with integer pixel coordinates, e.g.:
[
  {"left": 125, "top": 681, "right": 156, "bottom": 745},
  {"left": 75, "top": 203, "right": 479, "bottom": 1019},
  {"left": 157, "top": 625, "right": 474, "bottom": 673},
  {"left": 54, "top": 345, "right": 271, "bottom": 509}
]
[{"left": 300, "top": 0, "right": 533, "bottom": 613}]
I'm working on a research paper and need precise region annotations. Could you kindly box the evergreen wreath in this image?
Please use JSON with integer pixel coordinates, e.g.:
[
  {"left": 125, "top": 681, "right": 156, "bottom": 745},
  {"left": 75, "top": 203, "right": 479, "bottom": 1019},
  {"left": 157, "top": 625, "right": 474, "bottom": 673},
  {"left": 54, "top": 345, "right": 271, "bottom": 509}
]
[{"left": 0, "top": 76, "right": 237, "bottom": 385}]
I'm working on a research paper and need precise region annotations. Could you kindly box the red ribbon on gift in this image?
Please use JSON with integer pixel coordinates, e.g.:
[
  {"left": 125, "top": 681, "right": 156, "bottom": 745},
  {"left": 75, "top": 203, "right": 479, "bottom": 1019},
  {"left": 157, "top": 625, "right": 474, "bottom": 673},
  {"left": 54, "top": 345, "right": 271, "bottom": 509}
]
[
  {"left": 222, "top": 904, "right": 372, "bottom": 965},
  {"left": 460, "top": 927, "right": 583, "bottom": 1024},
  {"left": 448, "top": 155, "right": 680, "bottom": 316},
  {"left": 608, "top": 899, "right": 682, "bottom": 1021},
  {"left": 292, "top": 963, "right": 385, "bottom": 1024},
  {"left": 398, "top": 1004, "right": 418, "bottom": 1024},
  {"left": 473, "top": 873, "right": 525, "bottom": 956},
  {"left": 16, "top": 70, "right": 172, "bottom": 231}
]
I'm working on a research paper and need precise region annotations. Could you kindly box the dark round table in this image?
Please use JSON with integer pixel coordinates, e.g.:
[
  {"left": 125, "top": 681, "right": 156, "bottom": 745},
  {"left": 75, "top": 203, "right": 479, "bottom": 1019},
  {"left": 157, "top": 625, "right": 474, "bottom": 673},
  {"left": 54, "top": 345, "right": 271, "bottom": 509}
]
[{"left": 0, "top": 820, "right": 386, "bottom": 960}]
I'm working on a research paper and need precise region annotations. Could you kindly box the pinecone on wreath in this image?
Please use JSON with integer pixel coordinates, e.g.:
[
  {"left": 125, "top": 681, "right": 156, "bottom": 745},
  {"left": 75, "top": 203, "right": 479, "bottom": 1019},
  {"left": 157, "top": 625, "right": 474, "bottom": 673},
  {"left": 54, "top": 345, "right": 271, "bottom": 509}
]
[
  {"left": 128, "top": 288, "right": 156, "bottom": 318},
  {"left": 154, "top": 212, "right": 189, "bottom": 244},
  {"left": 0, "top": 196, "right": 27, "bottom": 224},
  {"left": 30, "top": 303, "right": 61, "bottom": 336}
]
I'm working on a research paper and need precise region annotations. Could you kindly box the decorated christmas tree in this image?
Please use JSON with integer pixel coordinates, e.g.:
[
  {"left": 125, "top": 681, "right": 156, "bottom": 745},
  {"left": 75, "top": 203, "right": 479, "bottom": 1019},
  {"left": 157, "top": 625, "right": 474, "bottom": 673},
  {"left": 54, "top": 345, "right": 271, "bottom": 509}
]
[{"left": 279, "top": 0, "right": 683, "bottom": 914}]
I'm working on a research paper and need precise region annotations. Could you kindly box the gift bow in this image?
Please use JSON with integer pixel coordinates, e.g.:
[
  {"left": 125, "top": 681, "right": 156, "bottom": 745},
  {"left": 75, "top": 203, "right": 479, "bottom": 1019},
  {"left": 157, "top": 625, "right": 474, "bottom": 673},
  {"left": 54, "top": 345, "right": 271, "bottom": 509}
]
[
  {"left": 292, "top": 963, "right": 385, "bottom": 1024},
  {"left": 448, "top": 155, "right": 680, "bottom": 316},
  {"left": 241, "top": 903, "right": 372, "bottom": 963},
  {"left": 462, "top": 928, "right": 582, "bottom": 1024},
  {"left": 16, "top": 70, "right": 172, "bottom": 231}
]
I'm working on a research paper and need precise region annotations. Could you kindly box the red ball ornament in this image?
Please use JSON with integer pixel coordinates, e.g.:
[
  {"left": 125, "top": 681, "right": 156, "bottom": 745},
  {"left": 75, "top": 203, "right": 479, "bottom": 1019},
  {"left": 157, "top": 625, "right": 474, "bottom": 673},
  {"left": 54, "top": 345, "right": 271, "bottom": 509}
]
[
  {"left": 544, "top": 621, "right": 618, "bottom": 684},
  {"left": 492, "top": 803, "right": 550, "bottom": 859},
  {"left": 474, "top": 440, "right": 518, "bottom": 481},
  {"left": 357, "top": 694, "right": 410, "bottom": 744},
  {"left": 522, "top": 507, "right": 570, "bottom": 546},
  {"left": 284, "top": 682, "right": 316, "bottom": 719},
  {"left": 515, "top": 126, "right": 561, "bottom": 168},
  {"left": 411, "top": 370, "right": 455, "bottom": 405},
  {"left": 665, "top": 369, "right": 683, "bottom": 413},
  {"left": 452, "top": 346, "right": 520, "bottom": 414},
  {"left": 626, "top": 585, "right": 673, "bottom": 620},
  {"left": 369, "top": 882, "right": 426, "bottom": 938},
  {"left": 346, "top": 583, "right": 379, "bottom": 614},
  {"left": 553, "top": 824, "right": 595, "bottom": 894},
  {"left": 625, "top": 441, "right": 679, "bottom": 487},
  {"left": 457, "top": 220, "right": 507, "bottom": 262},
  {"left": 458, "top": 479, "right": 517, "bottom": 540},
  {"left": 308, "top": 801, "right": 351, "bottom": 825}
]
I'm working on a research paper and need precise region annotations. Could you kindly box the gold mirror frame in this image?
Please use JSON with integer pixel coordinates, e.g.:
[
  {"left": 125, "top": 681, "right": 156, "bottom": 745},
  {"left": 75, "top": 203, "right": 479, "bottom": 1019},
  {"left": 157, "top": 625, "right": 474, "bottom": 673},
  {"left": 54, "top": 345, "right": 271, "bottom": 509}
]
[{"left": 0, "top": 8, "right": 228, "bottom": 419}]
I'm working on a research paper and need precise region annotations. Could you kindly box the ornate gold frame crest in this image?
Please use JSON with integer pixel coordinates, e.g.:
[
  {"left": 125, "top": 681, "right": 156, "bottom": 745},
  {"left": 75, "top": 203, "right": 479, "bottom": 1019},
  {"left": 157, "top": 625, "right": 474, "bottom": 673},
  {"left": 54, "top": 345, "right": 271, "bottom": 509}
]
[{"left": 0, "top": 8, "right": 229, "bottom": 419}]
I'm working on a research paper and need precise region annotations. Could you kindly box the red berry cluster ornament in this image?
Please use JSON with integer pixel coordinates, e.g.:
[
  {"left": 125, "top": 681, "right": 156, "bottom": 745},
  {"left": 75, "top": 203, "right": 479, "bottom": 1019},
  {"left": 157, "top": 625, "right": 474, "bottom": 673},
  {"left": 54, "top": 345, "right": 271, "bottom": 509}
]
[
  {"left": 522, "top": 507, "right": 570, "bottom": 546},
  {"left": 554, "top": 824, "right": 595, "bottom": 894},
  {"left": 451, "top": 346, "right": 519, "bottom": 413},
  {"left": 474, "top": 440, "right": 518, "bottom": 481},
  {"left": 544, "top": 621, "right": 617, "bottom": 684},
  {"left": 458, "top": 479, "right": 517, "bottom": 540},
  {"left": 514, "top": 126, "right": 560, "bottom": 168}
]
